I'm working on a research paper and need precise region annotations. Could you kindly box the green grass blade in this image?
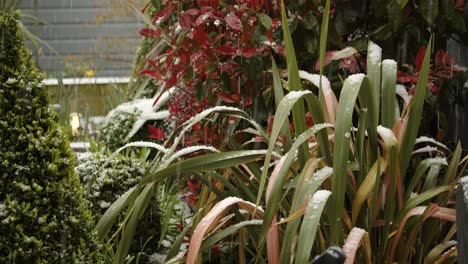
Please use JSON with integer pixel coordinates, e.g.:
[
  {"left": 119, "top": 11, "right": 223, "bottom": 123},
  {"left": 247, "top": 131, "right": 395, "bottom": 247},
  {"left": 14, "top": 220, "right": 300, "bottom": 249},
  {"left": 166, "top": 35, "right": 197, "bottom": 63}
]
[
  {"left": 272, "top": 58, "right": 293, "bottom": 151},
  {"left": 303, "top": 90, "right": 333, "bottom": 165},
  {"left": 400, "top": 37, "right": 432, "bottom": 177},
  {"left": 295, "top": 190, "right": 332, "bottom": 264},
  {"left": 280, "top": 1, "right": 308, "bottom": 167},
  {"left": 381, "top": 59, "right": 398, "bottom": 128},
  {"left": 318, "top": 0, "right": 331, "bottom": 111}
]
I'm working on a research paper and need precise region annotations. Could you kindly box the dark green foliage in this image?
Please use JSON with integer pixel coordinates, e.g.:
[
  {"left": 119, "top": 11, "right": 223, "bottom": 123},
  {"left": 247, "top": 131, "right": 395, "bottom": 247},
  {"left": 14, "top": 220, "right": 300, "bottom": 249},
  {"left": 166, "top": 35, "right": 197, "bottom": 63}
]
[
  {"left": 98, "top": 105, "right": 141, "bottom": 152},
  {"left": 0, "top": 11, "right": 99, "bottom": 263},
  {"left": 76, "top": 153, "right": 161, "bottom": 262}
]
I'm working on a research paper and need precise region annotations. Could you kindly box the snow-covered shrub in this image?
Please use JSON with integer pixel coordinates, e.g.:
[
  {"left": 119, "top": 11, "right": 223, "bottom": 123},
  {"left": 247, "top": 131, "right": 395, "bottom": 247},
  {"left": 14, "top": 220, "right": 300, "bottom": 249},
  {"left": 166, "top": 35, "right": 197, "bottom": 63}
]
[
  {"left": 0, "top": 11, "right": 99, "bottom": 263},
  {"left": 98, "top": 97, "right": 172, "bottom": 151},
  {"left": 76, "top": 153, "right": 162, "bottom": 261}
]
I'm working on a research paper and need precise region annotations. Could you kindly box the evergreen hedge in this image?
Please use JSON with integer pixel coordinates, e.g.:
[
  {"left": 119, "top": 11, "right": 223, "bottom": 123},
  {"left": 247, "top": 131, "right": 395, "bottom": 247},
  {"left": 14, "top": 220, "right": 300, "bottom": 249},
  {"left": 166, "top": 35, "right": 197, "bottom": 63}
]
[
  {"left": 0, "top": 11, "right": 99, "bottom": 263},
  {"left": 76, "top": 153, "right": 162, "bottom": 261}
]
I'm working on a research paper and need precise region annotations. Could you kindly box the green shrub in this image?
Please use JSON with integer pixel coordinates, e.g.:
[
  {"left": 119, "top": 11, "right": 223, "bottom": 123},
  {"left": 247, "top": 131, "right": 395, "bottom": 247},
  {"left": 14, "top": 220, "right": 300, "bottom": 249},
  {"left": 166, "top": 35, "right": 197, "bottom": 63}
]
[
  {"left": 0, "top": 10, "right": 99, "bottom": 263},
  {"left": 76, "top": 153, "right": 162, "bottom": 262}
]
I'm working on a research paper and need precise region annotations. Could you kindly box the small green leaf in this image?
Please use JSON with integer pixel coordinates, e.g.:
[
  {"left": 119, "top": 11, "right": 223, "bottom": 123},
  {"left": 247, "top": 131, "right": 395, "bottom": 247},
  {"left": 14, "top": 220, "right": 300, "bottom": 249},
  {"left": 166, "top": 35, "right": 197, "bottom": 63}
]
[
  {"left": 302, "top": 13, "right": 318, "bottom": 30},
  {"left": 257, "top": 13, "right": 272, "bottom": 30},
  {"left": 421, "top": 0, "right": 439, "bottom": 25}
]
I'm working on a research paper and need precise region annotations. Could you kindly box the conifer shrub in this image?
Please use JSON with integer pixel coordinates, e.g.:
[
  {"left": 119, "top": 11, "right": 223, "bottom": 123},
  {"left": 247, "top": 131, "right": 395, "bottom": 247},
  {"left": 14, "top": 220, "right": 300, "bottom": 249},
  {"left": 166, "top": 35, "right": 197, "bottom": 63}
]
[
  {"left": 0, "top": 11, "right": 99, "bottom": 263},
  {"left": 76, "top": 153, "right": 162, "bottom": 261}
]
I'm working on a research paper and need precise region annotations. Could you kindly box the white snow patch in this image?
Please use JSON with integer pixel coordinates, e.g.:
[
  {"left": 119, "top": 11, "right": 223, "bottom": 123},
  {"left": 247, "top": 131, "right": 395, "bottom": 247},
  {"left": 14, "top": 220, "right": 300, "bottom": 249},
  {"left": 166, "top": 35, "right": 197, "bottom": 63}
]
[
  {"left": 346, "top": 73, "right": 365, "bottom": 86},
  {"left": 367, "top": 41, "right": 382, "bottom": 64}
]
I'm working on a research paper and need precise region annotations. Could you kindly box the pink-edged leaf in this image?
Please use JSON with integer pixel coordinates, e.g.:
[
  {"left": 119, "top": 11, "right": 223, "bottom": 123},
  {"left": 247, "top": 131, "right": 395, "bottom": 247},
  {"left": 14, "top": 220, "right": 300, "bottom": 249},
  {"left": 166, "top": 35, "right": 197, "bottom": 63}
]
[
  {"left": 415, "top": 46, "right": 427, "bottom": 72},
  {"left": 214, "top": 45, "right": 237, "bottom": 55},
  {"left": 225, "top": 13, "right": 243, "bottom": 31},
  {"left": 241, "top": 47, "right": 258, "bottom": 58},
  {"left": 265, "top": 157, "right": 285, "bottom": 264},
  {"left": 388, "top": 205, "right": 456, "bottom": 258},
  {"left": 139, "top": 28, "right": 161, "bottom": 38},
  {"left": 343, "top": 227, "right": 368, "bottom": 264},
  {"left": 186, "top": 197, "right": 264, "bottom": 264}
]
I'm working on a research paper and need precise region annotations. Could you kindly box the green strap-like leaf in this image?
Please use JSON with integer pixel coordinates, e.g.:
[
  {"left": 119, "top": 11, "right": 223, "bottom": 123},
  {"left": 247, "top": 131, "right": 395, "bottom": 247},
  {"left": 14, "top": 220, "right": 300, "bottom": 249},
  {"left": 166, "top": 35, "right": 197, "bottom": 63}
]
[
  {"left": 140, "top": 150, "right": 267, "bottom": 186},
  {"left": 280, "top": 0, "right": 308, "bottom": 167},
  {"left": 400, "top": 37, "right": 432, "bottom": 178},
  {"left": 295, "top": 190, "right": 332, "bottom": 264}
]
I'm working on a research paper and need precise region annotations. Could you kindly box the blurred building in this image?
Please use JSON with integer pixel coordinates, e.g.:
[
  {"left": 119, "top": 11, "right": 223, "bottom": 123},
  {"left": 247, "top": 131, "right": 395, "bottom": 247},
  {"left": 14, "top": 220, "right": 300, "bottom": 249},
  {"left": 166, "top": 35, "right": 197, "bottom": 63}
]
[{"left": 19, "top": 0, "right": 142, "bottom": 78}]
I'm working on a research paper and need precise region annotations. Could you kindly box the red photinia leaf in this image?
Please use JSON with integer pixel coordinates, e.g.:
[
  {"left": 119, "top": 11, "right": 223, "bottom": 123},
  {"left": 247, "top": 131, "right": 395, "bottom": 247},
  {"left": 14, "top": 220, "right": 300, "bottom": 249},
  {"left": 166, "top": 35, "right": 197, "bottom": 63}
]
[
  {"left": 243, "top": 96, "right": 252, "bottom": 106},
  {"left": 185, "top": 8, "right": 200, "bottom": 16},
  {"left": 271, "top": 18, "right": 280, "bottom": 30},
  {"left": 427, "top": 81, "right": 441, "bottom": 95},
  {"left": 197, "top": 0, "right": 219, "bottom": 7},
  {"left": 216, "top": 92, "right": 241, "bottom": 103},
  {"left": 225, "top": 13, "right": 243, "bottom": 31},
  {"left": 306, "top": 112, "right": 314, "bottom": 127},
  {"left": 240, "top": 26, "right": 255, "bottom": 43},
  {"left": 241, "top": 47, "right": 258, "bottom": 58},
  {"left": 179, "top": 13, "right": 195, "bottom": 30},
  {"left": 397, "top": 71, "right": 411, "bottom": 83},
  {"left": 415, "top": 46, "right": 426, "bottom": 72},
  {"left": 152, "top": 3, "right": 176, "bottom": 25},
  {"left": 196, "top": 11, "right": 213, "bottom": 26},
  {"left": 148, "top": 125, "right": 165, "bottom": 140},
  {"left": 266, "top": 30, "right": 273, "bottom": 42},
  {"left": 248, "top": 0, "right": 264, "bottom": 11},
  {"left": 456, "top": 0, "right": 465, "bottom": 10},
  {"left": 215, "top": 45, "right": 237, "bottom": 55},
  {"left": 218, "top": 60, "right": 240, "bottom": 74},
  {"left": 139, "top": 69, "right": 160, "bottom": 79},
  {"left": 314, "top": 50, "right": 336, "bottom": 71},
  {"left": 435, "top": 49, "right": 456, "bottom": 68},
  {"left": 147, "top": 58, "right": 157, "bottom": 68},
  {"left": 213, "top": 33, "right": 225, "bottom": 44},
  {"left": 190, "top": 28, "right": 211, "bottom": 46},
  {"left": 338, "top": 56, "right": 359, "bottom": 73},
  {"left": 139, "top": 28, "right": 161, "bottom": 38}
]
